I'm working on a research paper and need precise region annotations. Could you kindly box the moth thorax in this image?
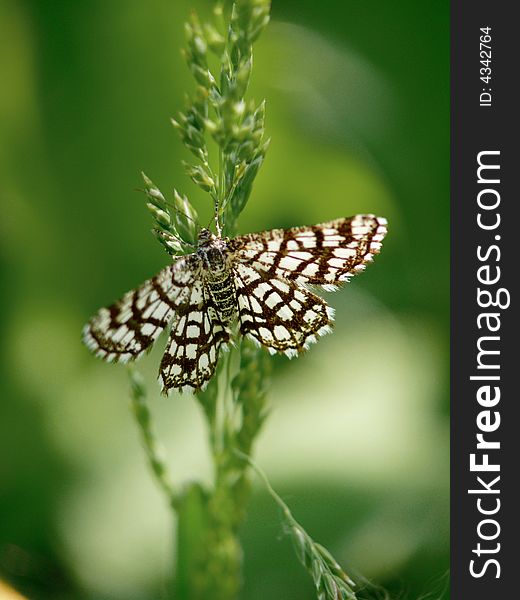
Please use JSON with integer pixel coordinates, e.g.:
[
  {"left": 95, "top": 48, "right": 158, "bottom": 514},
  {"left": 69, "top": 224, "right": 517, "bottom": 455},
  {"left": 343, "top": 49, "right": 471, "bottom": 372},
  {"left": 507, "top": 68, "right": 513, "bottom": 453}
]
[{"left": 200, "top": 243, "right": 228, "bottom": 276}]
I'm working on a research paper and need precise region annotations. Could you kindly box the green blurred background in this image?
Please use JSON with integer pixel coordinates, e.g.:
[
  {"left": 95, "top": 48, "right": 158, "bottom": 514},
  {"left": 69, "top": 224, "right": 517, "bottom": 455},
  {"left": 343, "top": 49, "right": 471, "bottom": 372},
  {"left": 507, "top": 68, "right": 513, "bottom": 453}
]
[{"left": 0, "top": 0, "right": 449, "bottom": 598}]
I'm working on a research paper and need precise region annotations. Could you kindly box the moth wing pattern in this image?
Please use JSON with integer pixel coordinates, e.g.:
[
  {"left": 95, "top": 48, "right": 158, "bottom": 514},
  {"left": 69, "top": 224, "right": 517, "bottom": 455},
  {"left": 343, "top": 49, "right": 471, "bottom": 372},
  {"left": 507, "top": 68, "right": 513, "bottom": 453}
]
[
  {"left": 83, "top": 214, "right": 388, "bottom": 392},
  {"left": 233, "top": 262, "right": 334, "bottom": 357},
  {"left": 82, "top": 256, "right": 197, "bottom": 364},
  {"left": 159, "top": 280, "right": 231, "bottom": 392},
  {"left": 231, "top": 215, "right": 387, "bottom": 289}
]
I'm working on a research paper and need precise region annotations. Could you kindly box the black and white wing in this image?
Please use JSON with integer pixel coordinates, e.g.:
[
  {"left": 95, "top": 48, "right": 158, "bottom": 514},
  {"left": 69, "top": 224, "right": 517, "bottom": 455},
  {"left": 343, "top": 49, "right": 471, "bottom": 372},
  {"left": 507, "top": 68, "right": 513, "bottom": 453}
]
[
  {"left": 231, "top": 215, "right": 387, "bottom": 290},
  {"left": 233, "top": 262, "right": 333, "bottom": 357},
  {"left": 83, "top": 256, "right": 197, "bottom": 364},
  {"left": 159, "top": 281, "right": 231, "bottom": 393},
  {"left": 84, "top": 214, "right": 387, "bottom": 388}
]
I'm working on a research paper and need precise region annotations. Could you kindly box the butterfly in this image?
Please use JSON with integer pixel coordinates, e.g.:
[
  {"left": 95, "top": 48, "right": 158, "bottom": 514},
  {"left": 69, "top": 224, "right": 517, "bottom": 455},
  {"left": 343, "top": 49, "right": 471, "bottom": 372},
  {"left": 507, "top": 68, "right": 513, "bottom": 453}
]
[{"left": 83, "top": 214, "right": 387, "bottom": 393}]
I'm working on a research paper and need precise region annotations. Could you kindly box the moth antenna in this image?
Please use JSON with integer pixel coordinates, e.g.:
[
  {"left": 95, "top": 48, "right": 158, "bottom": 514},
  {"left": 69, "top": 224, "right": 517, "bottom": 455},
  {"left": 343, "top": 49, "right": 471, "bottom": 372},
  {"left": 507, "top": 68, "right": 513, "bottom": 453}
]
[{"left": 214, "top": 201, "right": 222, "bottom": 237}]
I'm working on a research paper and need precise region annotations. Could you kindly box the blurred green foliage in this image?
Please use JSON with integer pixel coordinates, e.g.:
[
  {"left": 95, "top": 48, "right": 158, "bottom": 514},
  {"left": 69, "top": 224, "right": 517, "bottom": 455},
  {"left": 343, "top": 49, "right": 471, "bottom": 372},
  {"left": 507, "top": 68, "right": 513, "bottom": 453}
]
[{"left": 0, "top": 0, "right": 448, "bottom": 599}]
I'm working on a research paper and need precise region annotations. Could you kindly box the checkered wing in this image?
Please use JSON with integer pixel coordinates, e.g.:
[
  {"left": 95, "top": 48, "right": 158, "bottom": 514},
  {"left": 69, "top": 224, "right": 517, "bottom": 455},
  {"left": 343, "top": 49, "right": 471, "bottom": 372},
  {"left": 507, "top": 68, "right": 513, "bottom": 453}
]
[
  {"left": 83, "top": 256, "right": 197, "bottom": 364},
  {"left": 231, "top": 215, "right": 387, "bottom": 290},
  {"left": 159, "top": 281, "right": 231, "bottom": 393},
  {"left": 233, "top": 262, "right": 333, "bottom": 356}
]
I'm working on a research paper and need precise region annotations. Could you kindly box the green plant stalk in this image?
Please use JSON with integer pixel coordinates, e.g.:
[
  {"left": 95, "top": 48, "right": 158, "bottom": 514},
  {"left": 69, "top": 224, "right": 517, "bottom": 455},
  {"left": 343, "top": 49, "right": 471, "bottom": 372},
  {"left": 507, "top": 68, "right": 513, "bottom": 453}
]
[
  {"left": 198, "top": 350, "right": 246, "bottom": 599},
  {"left": 131, "top": 2, "right": 361, "bottom": 598},
  {"left": 171, "top": 2, "right": 272, "bottom": 590},
  {"left": 173, "top": 341, "right": 267, "bottom": 600},
  {"left": 129, "top": 356, "right": 252, "bottom": 600}
]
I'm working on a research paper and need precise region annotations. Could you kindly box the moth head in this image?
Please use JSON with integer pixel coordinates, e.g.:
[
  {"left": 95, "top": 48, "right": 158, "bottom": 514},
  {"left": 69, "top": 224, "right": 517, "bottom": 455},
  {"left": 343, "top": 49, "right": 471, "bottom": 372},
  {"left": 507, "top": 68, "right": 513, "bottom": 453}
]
[{"left": 197, "top": 228, "right": 214, "bottom": 246}]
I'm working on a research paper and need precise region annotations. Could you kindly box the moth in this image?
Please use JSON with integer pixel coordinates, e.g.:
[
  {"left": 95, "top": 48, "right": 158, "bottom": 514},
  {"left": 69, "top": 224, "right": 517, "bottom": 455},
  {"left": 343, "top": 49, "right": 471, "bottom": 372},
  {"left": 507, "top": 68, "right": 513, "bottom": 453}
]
[{"left": 83, "top": 215, "right": 387, "bottom": 393}]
